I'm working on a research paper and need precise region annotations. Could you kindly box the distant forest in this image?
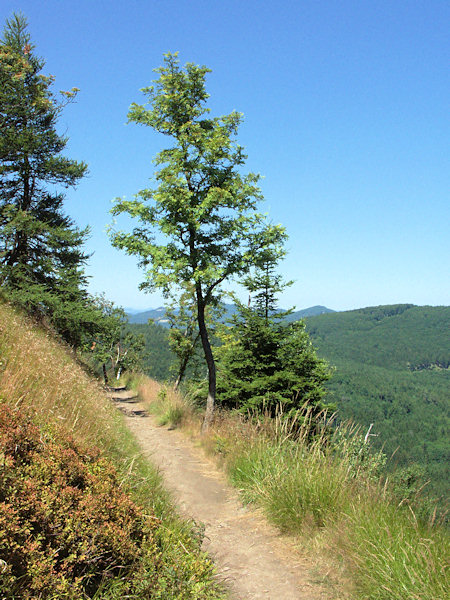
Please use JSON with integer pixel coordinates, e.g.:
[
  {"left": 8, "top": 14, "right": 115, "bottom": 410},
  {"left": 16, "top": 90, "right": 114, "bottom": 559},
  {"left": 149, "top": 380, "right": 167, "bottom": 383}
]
[
  {"left": 128, "top": 303, "right": 449, "bottom": 501},
  {"left": 304, "top": 304, "right": 449, "bottom": 501}
]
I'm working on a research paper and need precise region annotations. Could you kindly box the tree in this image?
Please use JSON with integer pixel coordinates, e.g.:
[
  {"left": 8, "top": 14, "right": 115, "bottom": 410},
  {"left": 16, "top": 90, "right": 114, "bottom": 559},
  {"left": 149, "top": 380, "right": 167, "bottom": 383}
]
[
  {"left": 87, "top": 296, "right": 144, "bottom": 384},
  {"left": 166, "top": 284, "right": 223, "bottom": 390},
  {"left": 110, "top": 53, "right": 285, "bottom": 430},
  {"left": 0, "top": 13, "right": 89, "bottom": 339},
  {"left": 216, "top": 260, "right": 333, "bottom": 419}
]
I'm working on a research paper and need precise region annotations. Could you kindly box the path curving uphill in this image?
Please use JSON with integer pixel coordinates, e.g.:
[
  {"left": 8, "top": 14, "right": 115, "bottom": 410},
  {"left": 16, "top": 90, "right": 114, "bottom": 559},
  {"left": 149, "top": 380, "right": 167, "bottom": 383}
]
[{"left": 109, "top": 387, "right": 331, "bottom": 600}]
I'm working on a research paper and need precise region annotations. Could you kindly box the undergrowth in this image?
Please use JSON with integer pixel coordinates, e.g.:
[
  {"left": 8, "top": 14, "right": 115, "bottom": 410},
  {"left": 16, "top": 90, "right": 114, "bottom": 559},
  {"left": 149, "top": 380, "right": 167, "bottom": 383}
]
[
  {"left": 0, "top": 301, "right": 225, "bottom": 599},
  {"left": 140, "top": 378, "right": 449, "bottom": 600}
]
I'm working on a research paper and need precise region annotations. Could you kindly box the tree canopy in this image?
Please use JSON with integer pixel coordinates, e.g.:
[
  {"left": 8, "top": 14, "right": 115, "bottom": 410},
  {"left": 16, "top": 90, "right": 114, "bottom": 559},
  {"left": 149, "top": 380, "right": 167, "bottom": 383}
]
[
  {"left": 0, "top": 13, "right": 94, "bottom": 344},
  {"left": 110, "top": 52, "right": 285, "bottom": 428}
]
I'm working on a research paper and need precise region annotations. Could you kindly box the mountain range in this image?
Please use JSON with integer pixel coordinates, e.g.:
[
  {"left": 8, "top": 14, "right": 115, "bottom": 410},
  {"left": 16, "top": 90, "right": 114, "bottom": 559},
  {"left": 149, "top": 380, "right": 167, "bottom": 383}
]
[{"left": 126, "top": 304, "right": 335, "bottom": 325}]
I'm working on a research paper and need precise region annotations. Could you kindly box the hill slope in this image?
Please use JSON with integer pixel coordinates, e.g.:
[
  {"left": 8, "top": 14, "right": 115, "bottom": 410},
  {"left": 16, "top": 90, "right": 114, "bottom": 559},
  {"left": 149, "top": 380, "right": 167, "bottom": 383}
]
[
  {"left": 304, "top": 304, "right": 450, "bottom": 499},
  {"left": 0, "top": 301, "right": 223, "bottom": 598}
]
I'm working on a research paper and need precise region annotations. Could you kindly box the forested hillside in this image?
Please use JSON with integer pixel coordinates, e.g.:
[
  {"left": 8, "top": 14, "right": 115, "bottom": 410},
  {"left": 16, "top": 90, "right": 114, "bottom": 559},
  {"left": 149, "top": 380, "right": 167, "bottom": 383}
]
[
  {"left": 130, "top": 303, "right": 449, "bottom": 500},
  {"left": 304, "top": 304, "right": 449, "bottom": 500},
  {"left": 126, "top": 321, "right": 174, "bottom": 380}
]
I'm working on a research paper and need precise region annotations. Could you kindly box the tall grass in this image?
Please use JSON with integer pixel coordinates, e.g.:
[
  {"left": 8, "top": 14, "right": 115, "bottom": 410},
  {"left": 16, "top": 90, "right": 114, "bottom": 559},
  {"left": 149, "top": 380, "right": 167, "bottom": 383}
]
[
  {"left": 0, "top": 301, "right": 225, "bottom": 599},
  {"left": 143, "top": 379, "right": 449, "bottom": 600}
]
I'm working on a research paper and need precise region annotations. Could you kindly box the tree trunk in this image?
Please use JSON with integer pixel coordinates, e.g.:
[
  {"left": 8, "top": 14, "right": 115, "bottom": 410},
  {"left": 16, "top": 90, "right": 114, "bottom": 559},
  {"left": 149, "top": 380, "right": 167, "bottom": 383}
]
[
  {"left": 196, "top": 286, "right": 216, "bottom": 432},
  {"left": 173, "top": 355, "right": 189, "bottom": 391},
  {"left": 102, "top": 363, "right": 109, "bottom": 385}
]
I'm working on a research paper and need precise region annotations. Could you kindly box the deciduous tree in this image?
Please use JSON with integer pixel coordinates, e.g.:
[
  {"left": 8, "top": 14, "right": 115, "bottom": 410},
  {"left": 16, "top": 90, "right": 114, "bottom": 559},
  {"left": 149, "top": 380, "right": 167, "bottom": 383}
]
[{"left": 110, "top": 53, "right": 285, "bottom": 429}]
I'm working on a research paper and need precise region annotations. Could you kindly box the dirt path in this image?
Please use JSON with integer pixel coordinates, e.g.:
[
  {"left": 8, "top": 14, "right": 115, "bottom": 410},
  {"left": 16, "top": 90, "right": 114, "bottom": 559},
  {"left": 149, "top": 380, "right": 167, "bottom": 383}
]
[{"left": 109, "top": 389, "right": 331, "bottom": 600}]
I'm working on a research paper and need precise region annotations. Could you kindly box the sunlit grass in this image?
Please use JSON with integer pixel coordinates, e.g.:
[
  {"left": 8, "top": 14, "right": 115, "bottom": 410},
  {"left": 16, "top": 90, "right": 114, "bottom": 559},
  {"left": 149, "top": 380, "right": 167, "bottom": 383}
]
[
  {"left": 143, "top": 375, "right": 449, "bottom": 600},
  {"left": 0, "top": 301, "right": 226, "bottom": 599}
]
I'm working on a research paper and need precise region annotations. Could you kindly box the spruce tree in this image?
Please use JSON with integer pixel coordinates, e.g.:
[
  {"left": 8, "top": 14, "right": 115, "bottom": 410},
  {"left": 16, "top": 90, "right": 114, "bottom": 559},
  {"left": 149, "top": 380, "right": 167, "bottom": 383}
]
[
  {"left": 217, "top": 259, "right": 333, "bottom": 419},
  {"left": 0, "top": 13, "right": 89, "bottom": 337}
]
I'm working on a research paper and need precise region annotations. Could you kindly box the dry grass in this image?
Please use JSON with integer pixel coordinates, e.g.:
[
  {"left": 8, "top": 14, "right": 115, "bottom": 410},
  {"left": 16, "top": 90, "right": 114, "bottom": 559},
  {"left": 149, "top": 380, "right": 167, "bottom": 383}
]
[
  {"left": 0, "top": 303, "right": 115, "bottom": 445},
  {"left": 141, "top": 375, "right": 449, "bottom": 600},
  {"left": 0, "top": 301, "right": 227, "bottom": 599}
]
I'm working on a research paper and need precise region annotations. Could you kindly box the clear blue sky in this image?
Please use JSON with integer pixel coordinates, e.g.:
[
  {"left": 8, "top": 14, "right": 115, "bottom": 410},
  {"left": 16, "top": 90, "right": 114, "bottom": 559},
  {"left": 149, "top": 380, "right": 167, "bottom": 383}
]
[{"left": 2, "top": 0, "right": 449, "bottom": 311}]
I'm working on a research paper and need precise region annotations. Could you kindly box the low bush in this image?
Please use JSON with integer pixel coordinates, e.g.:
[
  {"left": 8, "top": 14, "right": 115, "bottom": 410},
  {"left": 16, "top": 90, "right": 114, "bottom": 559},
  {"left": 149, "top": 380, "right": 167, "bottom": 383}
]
[{"left": 0, "top": 403, "right": 158, "bottom": 598}]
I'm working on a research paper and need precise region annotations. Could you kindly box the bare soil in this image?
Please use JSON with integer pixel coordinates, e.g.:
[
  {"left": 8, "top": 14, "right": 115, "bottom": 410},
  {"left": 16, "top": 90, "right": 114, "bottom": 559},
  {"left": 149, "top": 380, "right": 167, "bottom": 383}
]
[{"left": 109, "top": 388, "right": 336, "bottom": 600}]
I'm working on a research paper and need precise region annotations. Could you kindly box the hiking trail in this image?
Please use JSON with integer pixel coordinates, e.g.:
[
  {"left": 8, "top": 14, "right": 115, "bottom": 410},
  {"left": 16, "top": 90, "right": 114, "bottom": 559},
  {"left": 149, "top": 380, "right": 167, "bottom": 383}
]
[{"left": 109, "top": 387, "right": 334, "bottom": 600}]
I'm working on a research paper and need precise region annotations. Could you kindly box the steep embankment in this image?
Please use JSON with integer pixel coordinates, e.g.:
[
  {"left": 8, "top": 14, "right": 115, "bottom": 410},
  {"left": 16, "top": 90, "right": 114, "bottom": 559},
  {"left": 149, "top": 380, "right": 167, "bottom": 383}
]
[
  {"left": 304, "top": 304, "right": 450, "bottom": 499},
  {"left": 0, "top": 301, "right": 224, "bottom": 599}
]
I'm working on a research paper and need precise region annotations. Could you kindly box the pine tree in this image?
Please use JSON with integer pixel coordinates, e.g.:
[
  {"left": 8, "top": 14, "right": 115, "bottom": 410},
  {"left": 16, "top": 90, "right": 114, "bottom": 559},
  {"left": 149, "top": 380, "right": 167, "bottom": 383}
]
[
  {"left": 217, "top": 259, "right": 334, "bottom": 419},
  {"left": 0, "top": 13, "right": 89, "bottom": 337}
]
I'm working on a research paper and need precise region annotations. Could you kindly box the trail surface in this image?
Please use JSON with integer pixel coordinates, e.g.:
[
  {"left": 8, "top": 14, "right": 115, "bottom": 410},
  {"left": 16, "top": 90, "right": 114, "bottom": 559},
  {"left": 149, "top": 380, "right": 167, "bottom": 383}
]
[{"left": 109, "top": 388, "right": 331, "bottom": 600}]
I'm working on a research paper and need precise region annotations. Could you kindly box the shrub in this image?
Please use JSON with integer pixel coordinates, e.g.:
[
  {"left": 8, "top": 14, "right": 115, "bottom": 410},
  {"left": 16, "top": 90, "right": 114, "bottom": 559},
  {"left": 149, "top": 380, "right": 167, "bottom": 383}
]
[{"left": 0, "top": 403, "right": 158, "bottom": 598}]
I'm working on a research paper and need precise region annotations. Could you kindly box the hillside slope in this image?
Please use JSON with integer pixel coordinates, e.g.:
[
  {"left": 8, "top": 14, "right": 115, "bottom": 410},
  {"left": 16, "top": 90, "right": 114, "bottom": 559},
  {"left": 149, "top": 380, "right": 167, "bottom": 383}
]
[
  {"left": 304, "top": 304, "right": 450, "bottom": 499},
  {"left": 0, "top": 301, "right": 223, "bottom": 599}
]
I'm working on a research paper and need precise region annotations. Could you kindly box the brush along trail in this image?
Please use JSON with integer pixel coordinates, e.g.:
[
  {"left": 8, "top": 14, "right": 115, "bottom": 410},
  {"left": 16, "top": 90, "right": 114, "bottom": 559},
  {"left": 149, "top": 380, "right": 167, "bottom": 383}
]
[{"left": 108, "top": 386, "right": 332, "bottom": 600}]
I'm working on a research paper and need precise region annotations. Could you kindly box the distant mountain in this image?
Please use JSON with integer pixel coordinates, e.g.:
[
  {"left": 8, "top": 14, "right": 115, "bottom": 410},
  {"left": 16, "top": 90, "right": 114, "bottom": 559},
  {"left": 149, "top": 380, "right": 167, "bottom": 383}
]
[
  {"left": 127, "top": 307, "right": 168, "bottom": 324},
  {"left": 123, "top": 307, "right": 147, "bottom": 315},
  {"left": 127, "top": 303, "right": 335, "bottom": 325},
  {"left": 285, "top": 305, "right": 335, "bottom": 321}
]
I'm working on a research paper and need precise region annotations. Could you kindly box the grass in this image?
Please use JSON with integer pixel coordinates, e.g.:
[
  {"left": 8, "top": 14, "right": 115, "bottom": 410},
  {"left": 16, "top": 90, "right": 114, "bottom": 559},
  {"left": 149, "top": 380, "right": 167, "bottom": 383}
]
[
  {"left": 142, "top": 378, "right": 449, "bottom": 600},
  {"left": 0, "top": 301, "right": 226, "bottom": 599}
]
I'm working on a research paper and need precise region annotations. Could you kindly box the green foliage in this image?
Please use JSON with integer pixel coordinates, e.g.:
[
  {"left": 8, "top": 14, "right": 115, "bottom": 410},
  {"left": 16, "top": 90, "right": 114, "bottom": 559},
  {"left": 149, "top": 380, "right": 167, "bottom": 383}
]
[
  {"left": 218, "top": 311, "right": 332, "bottom": 417},
  {"left": 304, "top": 304, "right": 450, "bottom": 501},
  {"left": 86, "top": 296, "right": 145, "bottom": 382},
  {"left": 126, "top": 321, "right": 174, "bottom": 381},
  {"left": 0, "top": 14, "right": 99, "bottom": 347},
  {"left": 109, "top": 52, "right": 286, "bottom": 424},
  {"left": 166, "top": 287, "right": 202, "bottom": 388},
  {"left": 217, "top": 260, "right": 332, "bottom": 418},
  {"left": 166, "top": 285, "right": 223, "bottom": 388},
  {"left": 306, "top": 304, "right": 449, "bottom": 371}
]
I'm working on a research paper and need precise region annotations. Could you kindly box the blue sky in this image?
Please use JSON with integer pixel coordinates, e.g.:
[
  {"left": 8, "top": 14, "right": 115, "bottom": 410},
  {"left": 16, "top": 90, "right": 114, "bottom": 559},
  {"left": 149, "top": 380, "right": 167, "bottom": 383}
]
[{"left": 2, "top": 0, "right": 449, "bottom": 311}]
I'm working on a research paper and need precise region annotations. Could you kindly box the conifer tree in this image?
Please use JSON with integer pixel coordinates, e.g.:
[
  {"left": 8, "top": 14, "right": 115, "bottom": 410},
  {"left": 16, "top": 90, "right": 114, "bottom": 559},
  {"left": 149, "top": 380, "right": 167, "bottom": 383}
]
[
  {"left": 217, "top": 257, "right": 333, "bottom": 419},
  {"left": 0, "top": 13, "right": 89, "bottom": 337}
]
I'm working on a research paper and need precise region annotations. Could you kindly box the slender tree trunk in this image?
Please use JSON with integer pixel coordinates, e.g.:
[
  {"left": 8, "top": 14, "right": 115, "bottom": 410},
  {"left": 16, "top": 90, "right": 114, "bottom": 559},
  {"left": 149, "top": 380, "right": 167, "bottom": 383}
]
[
  {"left": 196, "top": 286, "right": 216, "bottom": 432},
  {"left": 174, "top": 355, "right": 189, "bottom": 391},
  {"left": 102, "top": 363, "right": 109, "bottom": 386}
]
